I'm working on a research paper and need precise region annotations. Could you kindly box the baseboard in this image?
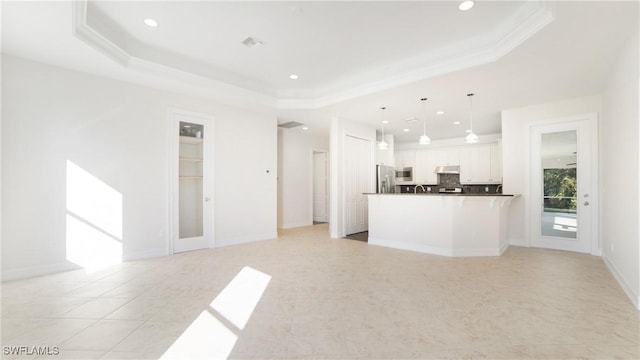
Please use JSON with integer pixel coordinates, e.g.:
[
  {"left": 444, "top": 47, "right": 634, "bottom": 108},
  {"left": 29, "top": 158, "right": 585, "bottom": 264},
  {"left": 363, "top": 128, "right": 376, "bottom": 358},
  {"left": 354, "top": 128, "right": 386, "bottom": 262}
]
[
  {"left": 369, "top": 237, "right": 505, "bottom": 257},
  {"left": 123, "top": 248, "right": 168, "bottom": 262},
  {"left": 368, "top": 237, "right": 452, "bottom": 257},
  {"left": 602, "top": 253, "right": 640, "bottom": 310},
  {"left": 215, "top": 232, "right": 278, "bottom": 247},
  {"left": 509, "top": 237, "right": 527, "bottom": 247},
  {"left": 1, "top": 261, "right": 80, "bottom": 282},
  {"left": 279, "top": 221, "right": 312, "bottom": 229}
]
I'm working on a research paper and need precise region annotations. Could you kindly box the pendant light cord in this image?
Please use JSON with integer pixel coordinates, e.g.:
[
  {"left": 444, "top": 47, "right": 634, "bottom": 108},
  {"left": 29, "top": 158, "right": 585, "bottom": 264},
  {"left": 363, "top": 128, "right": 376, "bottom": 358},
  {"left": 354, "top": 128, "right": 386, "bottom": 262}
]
[
  {"left": 421, "top": 98, "right": 427, "bottom": 135},
  {"left": 467, "top": 93, "right": 474, "bottom": 132}
]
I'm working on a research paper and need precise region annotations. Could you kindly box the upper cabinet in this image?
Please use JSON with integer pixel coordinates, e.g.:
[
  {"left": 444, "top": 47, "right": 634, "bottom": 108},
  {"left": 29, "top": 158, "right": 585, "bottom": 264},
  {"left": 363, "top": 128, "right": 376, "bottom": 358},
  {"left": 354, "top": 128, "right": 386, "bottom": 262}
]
[
  {"left": 397, "top": 142, "right": 502, "bottom": 185},
  {"left": 395, "top": 150, "right": 416, "bottom": 168},
  {"left": 459, "top": 143, "right": 502, "bottom": 184},
  {"left": 414, "top": 148, "right": 461, "bottom": 185},
  {"left": 414, "top": 150, "right": 433, "bottom": 184}
]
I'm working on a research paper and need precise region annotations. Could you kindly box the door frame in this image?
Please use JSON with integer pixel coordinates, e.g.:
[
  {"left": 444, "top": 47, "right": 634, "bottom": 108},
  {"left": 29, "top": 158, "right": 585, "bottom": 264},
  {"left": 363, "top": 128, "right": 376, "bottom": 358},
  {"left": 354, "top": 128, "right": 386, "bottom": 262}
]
[
  {"left": 167, "top": 108, "right": 215, "bottom": 254},
  {"left": 525, "top": 113, "right": 599, "bottom": 255},
  {"left": 310, "top": 149, "right": 329, "bottom": 224}
]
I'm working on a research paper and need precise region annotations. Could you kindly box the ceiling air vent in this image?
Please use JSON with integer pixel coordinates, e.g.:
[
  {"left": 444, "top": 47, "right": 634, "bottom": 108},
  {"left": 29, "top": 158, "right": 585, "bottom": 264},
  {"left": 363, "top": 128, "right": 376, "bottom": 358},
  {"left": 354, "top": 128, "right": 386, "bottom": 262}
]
[
  {"left": 241, "top": 37, "right": 263, "bottom": 48},
  {"left": 278, "top": 121, "right": 304, "bottom": 128}
]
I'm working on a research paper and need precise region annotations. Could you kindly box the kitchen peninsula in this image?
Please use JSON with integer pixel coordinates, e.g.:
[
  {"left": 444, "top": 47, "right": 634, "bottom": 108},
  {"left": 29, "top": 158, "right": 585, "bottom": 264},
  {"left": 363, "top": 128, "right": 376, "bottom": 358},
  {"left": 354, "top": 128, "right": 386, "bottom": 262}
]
[{"left": 366, "top": 193, "right": 518, "bottom": 257}]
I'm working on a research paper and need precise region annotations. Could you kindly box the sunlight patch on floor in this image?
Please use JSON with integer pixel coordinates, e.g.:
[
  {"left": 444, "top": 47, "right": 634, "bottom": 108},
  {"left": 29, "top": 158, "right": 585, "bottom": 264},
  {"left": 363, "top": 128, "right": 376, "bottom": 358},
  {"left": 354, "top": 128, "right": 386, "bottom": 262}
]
[
  {"left": 159, "top": 310, "right": 238, "bottom": 360},
  {"left": 210, "top": 266, "right": 272, "bottom": 330}
]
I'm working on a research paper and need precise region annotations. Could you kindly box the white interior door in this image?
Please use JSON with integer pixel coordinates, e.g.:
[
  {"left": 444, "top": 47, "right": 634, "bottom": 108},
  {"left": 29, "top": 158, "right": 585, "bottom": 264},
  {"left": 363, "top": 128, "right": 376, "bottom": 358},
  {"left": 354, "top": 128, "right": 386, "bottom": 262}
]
[
  {"left": 170, "top": 110, "right": 214, "bottom": 253},
  {"left": 345, "top": 136, "right": 371, "bottom": 235},
  {"left": 313, "top": 151, "right": 328, "bottom": 222},
  {"left": 530, "top": 118, "right": 595, "bottom": 253}
]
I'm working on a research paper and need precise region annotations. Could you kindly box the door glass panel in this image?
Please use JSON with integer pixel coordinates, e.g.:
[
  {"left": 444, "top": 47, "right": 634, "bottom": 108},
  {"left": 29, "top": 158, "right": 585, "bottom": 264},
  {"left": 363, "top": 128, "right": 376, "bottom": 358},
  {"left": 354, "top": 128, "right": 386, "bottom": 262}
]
[
  {"left": 179, "top": 121, "right": 204, "bottom": 239},
  {"left": 541, "top": 130, "right": 577, "bottom": 239}
]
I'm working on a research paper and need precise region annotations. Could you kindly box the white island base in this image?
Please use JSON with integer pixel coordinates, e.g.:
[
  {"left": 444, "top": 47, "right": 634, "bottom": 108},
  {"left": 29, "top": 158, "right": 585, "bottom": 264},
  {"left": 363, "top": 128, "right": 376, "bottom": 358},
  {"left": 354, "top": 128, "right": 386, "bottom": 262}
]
[{"left": 367, "top": 194, "right": 517, "bottom": 257}]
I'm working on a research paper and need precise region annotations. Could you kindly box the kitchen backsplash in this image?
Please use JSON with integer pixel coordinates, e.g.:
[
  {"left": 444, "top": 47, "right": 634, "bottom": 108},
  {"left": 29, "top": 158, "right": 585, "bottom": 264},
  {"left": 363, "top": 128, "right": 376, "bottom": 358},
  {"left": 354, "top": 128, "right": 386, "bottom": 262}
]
[
  {"left": 398, "top": 173, "right": 502, "bottom": 194},
  {"left": 439, "top": 174, "right": 460, "bottom": 187}
]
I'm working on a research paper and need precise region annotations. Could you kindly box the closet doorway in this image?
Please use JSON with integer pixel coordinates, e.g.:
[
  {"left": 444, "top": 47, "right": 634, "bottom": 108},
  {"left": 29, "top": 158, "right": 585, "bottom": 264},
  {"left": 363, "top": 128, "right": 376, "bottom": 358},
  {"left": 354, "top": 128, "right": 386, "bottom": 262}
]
[
  {"left": 169, "top": 109, "right": 214, "bottom": 253},
  {"left": 312, "top": 150, "right": 329, "bottom": 223}
]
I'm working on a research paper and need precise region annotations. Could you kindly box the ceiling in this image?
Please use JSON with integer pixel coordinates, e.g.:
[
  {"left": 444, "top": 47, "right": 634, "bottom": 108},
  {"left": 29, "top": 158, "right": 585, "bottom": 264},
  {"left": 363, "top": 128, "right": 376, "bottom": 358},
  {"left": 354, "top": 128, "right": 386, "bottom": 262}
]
[{"left": 2, "top": 1, "right": 638, "bottom": 144}]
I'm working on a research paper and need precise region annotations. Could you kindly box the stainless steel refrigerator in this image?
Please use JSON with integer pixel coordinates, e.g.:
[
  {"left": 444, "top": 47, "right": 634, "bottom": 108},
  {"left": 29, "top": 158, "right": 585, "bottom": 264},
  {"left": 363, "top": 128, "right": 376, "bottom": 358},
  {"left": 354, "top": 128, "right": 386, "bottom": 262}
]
[{"left": 376, "top": 165, "right": 396, "bottom": 193}]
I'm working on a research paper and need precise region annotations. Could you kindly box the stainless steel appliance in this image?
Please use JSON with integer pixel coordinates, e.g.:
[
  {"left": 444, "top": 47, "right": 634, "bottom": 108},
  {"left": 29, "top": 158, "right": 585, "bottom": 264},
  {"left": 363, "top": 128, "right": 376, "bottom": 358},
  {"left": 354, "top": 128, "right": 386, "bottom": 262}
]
[
  {"left": 376, "top": 165, "right": 396, "bottom": 193},
  {"left": 395, "top": 167, "right": 413, "bottom": 182},
  {"left": 439, "top": 187, "right": 463, "bottom": 194},
  {"left": 434, "top": 165, "right": 460, "bottom": 174}
]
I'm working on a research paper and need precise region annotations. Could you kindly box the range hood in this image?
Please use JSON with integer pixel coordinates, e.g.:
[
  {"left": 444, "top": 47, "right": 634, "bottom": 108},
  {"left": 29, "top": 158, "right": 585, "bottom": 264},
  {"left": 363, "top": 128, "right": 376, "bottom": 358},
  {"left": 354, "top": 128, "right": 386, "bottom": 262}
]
[{"left": 434, "top": 165, "right": 460, "bottom": 174}]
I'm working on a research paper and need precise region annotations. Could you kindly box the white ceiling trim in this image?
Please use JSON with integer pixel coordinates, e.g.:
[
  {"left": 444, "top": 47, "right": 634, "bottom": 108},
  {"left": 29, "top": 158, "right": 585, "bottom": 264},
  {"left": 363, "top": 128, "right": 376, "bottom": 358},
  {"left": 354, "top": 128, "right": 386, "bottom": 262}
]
[
  {"left": 72, "top": 0, "right": 130, "bottom": 66},
  {"left": 277, "top": 2, "right": 555, "bottom": 110},
  {"left": 71, "top": 0, "right": 554, "bottom": 111},
  {"left": 72, "top": 0, "right": 277, "bottom": 108}
]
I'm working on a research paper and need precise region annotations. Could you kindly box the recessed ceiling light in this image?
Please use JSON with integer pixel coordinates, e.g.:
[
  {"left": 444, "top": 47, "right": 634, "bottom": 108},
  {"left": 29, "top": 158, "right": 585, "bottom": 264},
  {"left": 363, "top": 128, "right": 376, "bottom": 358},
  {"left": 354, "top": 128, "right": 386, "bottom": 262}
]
[
  {"left": 405, "top": 117, "right": 418, "bottom": 123},
  {"left": 458, "top": 1, "right": 475, "bottom": 11},
  {"left": 466, "top": 129, "right": 472, "bottom": 133},
  {"left": 144, "top": 18, "right": 159, "bottom": 27},
  {"left": 302, "top": 126, "right": 309, "bottom": 130},
  {"left": 403, "top": 128, "right": 410, "bottom": 132},
  {"left": 289, "top": 74, "right": 299, "bottom": 80},
  {"left": 437, "top": 111, "right": 445, "bottom": 115},
  {"left": 453, "top": 121, "right": 461, "bottom": 125},
  {"left": 382, "top": 120, "right": 389, "bottom": 124}
]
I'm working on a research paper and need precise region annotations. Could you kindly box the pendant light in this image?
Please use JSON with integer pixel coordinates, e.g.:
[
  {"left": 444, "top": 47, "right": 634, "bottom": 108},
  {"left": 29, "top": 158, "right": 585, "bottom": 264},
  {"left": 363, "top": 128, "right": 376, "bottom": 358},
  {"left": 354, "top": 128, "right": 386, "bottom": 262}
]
[
  {"left": 378, "top": 107, "right": 389, "bottom": 150},
  {"left": 419, "top": 97, "right": 431, "bottom": 145},
  {"left": 465, "top": 93, "right": 479, "bottom": 144}
]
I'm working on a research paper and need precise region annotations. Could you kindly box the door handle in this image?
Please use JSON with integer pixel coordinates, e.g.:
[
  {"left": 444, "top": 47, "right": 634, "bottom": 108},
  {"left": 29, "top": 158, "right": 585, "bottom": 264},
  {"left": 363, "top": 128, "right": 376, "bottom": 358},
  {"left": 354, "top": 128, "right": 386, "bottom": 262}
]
[{"left": 584, "top": 201, "right": 589, "bottom": 206}]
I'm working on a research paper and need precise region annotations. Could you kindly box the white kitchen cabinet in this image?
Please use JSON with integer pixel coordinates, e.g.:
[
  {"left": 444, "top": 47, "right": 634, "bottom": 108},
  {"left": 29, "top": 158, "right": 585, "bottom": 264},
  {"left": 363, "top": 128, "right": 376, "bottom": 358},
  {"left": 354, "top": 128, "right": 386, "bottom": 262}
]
[
  {"left": 395, "top": 150, "right": 415, "bottom": 168},
  {"left": 414, "top": 148, "right": 460, "bottom": 184},
  {"left": 446, "top": 148, "right": 460, "bottom": 165},
  {"left": 459, "top": 143, "right": 502, "bottom": 184},
  {"left": 414, "top": 150, "right": 433, "bottom": 184},
  {"left": 489, "top": 143, "right": 502, "bottom": 183}
]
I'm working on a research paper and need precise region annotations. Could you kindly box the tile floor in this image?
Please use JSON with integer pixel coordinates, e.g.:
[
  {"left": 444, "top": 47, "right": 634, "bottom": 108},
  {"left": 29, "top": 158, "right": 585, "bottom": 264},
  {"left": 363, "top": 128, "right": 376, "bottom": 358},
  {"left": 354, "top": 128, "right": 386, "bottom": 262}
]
[{"left": 1, "top": 224, "right": 638, "bottom": 359}]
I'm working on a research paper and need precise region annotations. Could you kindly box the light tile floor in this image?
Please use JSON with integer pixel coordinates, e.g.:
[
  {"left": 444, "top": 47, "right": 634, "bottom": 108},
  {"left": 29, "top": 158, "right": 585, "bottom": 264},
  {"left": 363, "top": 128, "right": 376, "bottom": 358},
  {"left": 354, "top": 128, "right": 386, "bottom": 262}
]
[{"left": 1, "top": 224, "right": 638, "bottom": 359}]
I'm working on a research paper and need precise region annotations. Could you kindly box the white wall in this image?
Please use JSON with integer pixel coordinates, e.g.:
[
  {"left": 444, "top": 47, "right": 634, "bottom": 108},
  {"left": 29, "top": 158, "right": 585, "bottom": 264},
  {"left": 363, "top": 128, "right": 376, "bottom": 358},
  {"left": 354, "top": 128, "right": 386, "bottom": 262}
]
[
  {"left": 375, "top": 134, "right": 394, "bottom": 166},
  {"left": 501, "top": 95, "right": 602, "bottom": 247},
  {"left": 329, "top": 118, "right": 376, "bottom": 238},
  {"left": 277, "top": 128, "right": 329, "bottom": 228},
  {"left": 1, "top": 55, "right": 278, "bottom": 280},
  {"left": 601, "top": 28, "right": 639, "bottom": 308}
]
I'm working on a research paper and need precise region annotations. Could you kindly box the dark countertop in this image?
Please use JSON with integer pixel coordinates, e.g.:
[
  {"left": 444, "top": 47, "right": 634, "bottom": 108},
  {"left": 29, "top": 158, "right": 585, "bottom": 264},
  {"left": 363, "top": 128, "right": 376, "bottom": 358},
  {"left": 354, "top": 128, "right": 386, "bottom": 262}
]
[{"left": 364, "top": 193, "right": 516, "bottom": 197}]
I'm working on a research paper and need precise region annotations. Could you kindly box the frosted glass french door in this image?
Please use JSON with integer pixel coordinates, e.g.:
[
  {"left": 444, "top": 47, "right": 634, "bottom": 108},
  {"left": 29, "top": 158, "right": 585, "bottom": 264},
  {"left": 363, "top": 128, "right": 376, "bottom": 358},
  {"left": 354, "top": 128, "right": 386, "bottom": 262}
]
[{"left": 172, "top": 111, "right": 214, "bottom": 253}]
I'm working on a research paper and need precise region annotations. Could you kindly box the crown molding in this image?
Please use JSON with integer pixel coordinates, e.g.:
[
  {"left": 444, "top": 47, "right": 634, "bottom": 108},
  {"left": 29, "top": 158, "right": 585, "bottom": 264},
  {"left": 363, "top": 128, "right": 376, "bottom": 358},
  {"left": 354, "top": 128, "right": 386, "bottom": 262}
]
[
  {"left": 276, "top": 1, "right": 555, "bottom": 110},
  {"left": 72, "top": 0, "right": 130, "bottom": 66},
  {"left": 71, "top": 0, "right": 276, "bottom": 109},
  {"left": 72, "top": 0, "right": 554, "bottom": 111}
]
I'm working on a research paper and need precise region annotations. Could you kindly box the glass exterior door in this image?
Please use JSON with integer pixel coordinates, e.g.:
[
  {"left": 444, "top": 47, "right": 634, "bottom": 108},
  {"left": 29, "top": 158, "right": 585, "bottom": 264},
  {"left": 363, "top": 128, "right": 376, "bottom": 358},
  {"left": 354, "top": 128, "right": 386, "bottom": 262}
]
[
  {"left": 541, "top": 131, "right": 577, "bottom": 239},
  {"left": 530, "top": 117, "right": 594, "bottom": 254}
]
